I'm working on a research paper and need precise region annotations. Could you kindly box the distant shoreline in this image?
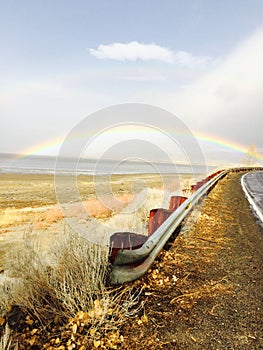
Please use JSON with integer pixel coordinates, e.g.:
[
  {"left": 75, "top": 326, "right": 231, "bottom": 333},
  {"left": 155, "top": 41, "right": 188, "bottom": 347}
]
[{"left": 0, "top": 152, "right": 214, "bottom": 176}]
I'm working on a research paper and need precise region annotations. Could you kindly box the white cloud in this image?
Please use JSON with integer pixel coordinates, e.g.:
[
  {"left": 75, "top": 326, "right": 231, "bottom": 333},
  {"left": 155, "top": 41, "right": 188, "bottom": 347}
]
[
  {"left": 153, "top": 28, "right": 263, "bottom": 150},
  {"left": 89, "top": 41, "right": 213, "bottom": 68},
  {"left": 89, "top": 41, "right": 174, "bottom": 63},
  {"left": 174, "top": 51, "right": 214, "bottom": 68}
]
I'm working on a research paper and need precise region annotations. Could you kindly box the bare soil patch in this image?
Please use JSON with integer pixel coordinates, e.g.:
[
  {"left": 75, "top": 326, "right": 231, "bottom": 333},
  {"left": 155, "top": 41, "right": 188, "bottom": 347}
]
[
  {"left": 0, "top": 173, "right": 184, "bottom": 210},
  {"left": 2, "top": 172, "right": 262, "bottom": 349},
  {"left": 121, "top": 172, "right": 263, "bottom": 349},
  {"left": 0, "top": 173, "right": 187, "bottom": 271}
]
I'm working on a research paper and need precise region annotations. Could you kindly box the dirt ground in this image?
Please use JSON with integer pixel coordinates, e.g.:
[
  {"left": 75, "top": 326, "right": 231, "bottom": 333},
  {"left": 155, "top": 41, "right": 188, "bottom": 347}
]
[
  {"left": 0, "top": 173, "right": 189, "bottom": 271},
  {"left": 121, "top": 172, "right": 263, "bottom": 349},
  {"left": 1, "top": 172, "right": 263, "bottom": 349},
  {"left": 0, "top": 173, "right": 185, "bottom": 210}
]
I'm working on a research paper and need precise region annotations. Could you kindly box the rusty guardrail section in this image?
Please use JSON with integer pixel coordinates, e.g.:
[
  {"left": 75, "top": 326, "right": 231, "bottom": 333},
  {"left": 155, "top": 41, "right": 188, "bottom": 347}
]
[{"left": 109, "top": 167, "right": 263, "bottom": 284}]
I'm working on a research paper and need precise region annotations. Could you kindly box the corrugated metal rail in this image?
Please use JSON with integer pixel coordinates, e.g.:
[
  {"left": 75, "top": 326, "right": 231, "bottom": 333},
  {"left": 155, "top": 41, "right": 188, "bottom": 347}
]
[{"left": 110, "top": 167, "right": 263, "bottom": 284}]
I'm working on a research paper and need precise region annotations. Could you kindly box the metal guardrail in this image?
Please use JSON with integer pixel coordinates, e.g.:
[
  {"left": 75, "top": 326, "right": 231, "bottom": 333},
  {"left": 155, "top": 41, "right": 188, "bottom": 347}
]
[{"left": 110, "top": 167, "right": 263, "bottom": 284}]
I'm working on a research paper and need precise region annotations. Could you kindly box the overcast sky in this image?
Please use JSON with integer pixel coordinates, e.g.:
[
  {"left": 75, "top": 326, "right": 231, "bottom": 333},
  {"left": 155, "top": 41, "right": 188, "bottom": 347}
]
[{"left": 1, "top": 0, "right": 263, "bottom": 165}]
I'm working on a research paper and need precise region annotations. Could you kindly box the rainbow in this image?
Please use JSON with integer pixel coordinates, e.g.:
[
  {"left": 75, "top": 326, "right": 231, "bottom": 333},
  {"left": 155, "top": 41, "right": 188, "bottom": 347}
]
[
  {"left": 194, "top": 131, "right": 256, "bottom": 154},
  {"left": 196, "top": 131, "right": 263, "bottom": 163},
  {"left": 15, "top": 128, "right": 263, "bottom": 163},
  {"left": 14, "top": 135, "right": 66, "bottom": 159}
]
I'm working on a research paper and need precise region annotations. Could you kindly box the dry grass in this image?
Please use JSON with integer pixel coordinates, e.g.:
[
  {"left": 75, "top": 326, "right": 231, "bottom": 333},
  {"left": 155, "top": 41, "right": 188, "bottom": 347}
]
[
  {"left": 170, "top": 278, "right": 233, "bottom": 308},
  {"left": 0, "top": 324, "right": 16, "bottom": 350},
  {"left": 0, "top": 229, "right": 141, "bottom": 348}
]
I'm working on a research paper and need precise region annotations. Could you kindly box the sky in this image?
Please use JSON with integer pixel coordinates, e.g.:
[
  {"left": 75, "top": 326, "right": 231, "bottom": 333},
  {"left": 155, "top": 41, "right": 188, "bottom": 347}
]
[{"left": 1, "top": 0, "right": 263, "bottom": 165}]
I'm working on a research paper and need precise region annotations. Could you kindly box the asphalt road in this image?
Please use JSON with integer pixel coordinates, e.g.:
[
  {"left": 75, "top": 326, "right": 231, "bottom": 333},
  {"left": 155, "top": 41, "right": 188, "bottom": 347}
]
[{"left": 242, "top": 170, "right": 263, "bottom": 222}]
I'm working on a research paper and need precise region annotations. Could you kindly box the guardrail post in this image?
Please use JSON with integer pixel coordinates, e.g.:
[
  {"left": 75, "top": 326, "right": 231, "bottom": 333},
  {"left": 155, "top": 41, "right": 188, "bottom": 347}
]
[
  {"left": 190, "top": 184, "right": 198, "bottom": 194},
  {"left": 169, "top": 195, "right": 188, "bottom": 211},
  {"left": 148, "top": 208, "right": 173, "bottom": 236},
  {"left": 109, "top": 232, "right": 148, "bottom": 265}
]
